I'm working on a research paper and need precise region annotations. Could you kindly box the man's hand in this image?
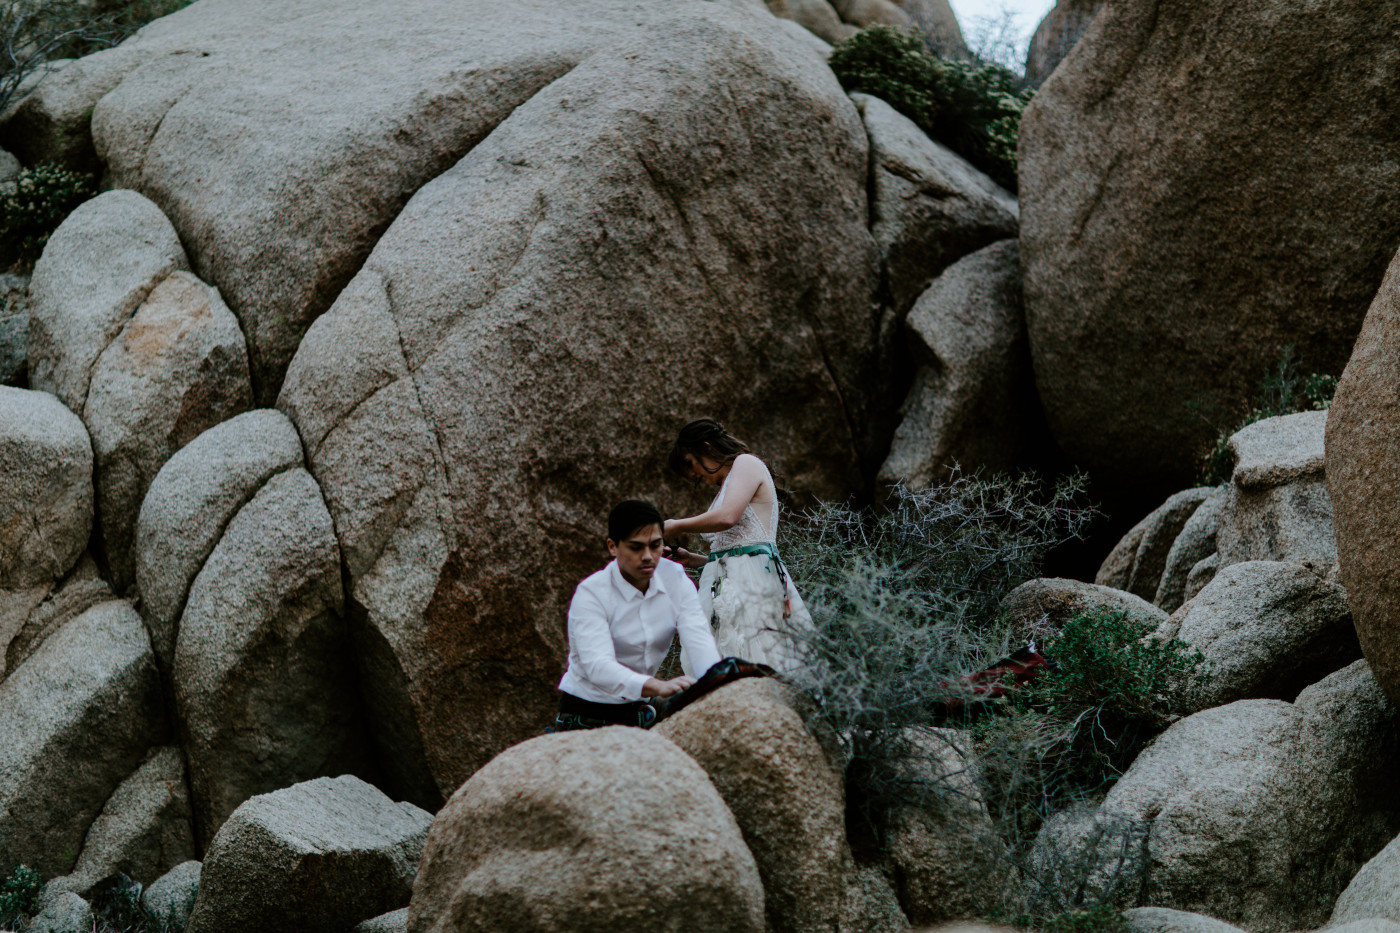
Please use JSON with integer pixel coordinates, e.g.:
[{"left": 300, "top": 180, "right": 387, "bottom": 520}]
[
  {"left": 664, "top": 545, "right": 708, "bottom": 570},
  {"left": 642, "top": 675, "right": 696, "bottom": 699}
]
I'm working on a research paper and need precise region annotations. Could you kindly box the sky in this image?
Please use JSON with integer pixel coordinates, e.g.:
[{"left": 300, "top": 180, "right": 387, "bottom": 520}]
[{"left": 946, "top": 0, "right": 1057, "bottom": 69}]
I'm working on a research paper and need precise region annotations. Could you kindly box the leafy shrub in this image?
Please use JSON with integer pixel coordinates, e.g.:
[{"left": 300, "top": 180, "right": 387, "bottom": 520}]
[
  {"left": 92, "top": 873, "right": 154, "bottom": 933},
  {"left": 829, "top": 25, "right": 1034, "bottom": 191},
  {"left": 1, "top": 161, "right": 98, "bottom": 268},
  {"left": 1041, "top": 904, "right": 1130, "bottom": 933},
  {"left": 0, "top": 863, "right": 43, "bottom": 925},
  {"left": 1198, "top": 346, "right": 1339, "bottom": 484},
  {"left": 779, "top": 471, "right": 1096, "bottom": 835}
]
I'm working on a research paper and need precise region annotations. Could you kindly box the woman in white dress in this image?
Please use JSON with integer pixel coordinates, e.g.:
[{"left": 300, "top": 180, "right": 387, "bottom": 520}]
[{"left": 662, "top": 420, "right": 811, "bottom": 677}]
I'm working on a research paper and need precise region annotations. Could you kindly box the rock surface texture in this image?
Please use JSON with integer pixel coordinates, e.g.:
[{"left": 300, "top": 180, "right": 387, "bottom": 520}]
[
  {"left": 410, "top": 728, "right": 766, "bottom": 933},
  {"left": 1159, "top": 560, "right": 1359, "bottom": 710},
  {"left": 879, "top": 240, "right": 1051, "bottom": 486},
  {"left": 1328, "top": 248, "right": 1400, "bottom": 706},
  {"left": 656, "top": 678, "right": 904, "bottom": 933},
  {"left": 143, "top": 860, "right": 201, "bottom": 932},
  {"left": 185, "top": 776, "right": 431, "bottom": 933},
  {"left": 174, "top": 468, "right": 366, "bottom": 842},
  {"left": 1019, "top": 0, "right": 1400, "bottom": 500},
  {"left": 1217, "top": 411, "right": 1335, "bottom": 571},
  {"left": 1122, "top": 907, "right": 1244, "bottom": 933},
  {"left": 1096, "top": 488, "right": 1215, "bottom": 600},
  {"left": 1024, "top": 0, "right": 1104, "bottom": 86},
  {"left": 999, "top": 577, "right": 1167, "bottom": 642},
  {"left": 1331, "top": 830, "right": 1400, "bottom": 925},
  {"left": 1046, "top": 661, "right": 1400, "bottom": 931},
  {"left": 0, "top": 600, "right": 165, "bottom": 877},
  {"left": 1153, "top": 486, "right": 1226, "bottom": 613}
]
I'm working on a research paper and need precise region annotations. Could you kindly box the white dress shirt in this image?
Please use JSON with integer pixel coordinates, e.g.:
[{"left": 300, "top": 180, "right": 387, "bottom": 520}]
[{"left": 558, "top": 558, "right": 722, "bottom": 703}]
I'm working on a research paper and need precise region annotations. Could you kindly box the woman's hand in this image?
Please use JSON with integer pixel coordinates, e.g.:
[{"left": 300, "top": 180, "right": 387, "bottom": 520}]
[
  {"left": 642, "top": 675, "right": 696, "bottom": 698},
  {"left": 665, "top": 545, "right": 708, "bottom": 570}
]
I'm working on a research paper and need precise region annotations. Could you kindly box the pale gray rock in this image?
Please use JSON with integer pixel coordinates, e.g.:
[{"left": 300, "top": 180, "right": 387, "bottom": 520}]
[
  {"left": 1329, "top": 922, "right": 1400, "bottom": 933},
  {"left": 1096, "top": 488, "right": 1215, "bottom": 602},
  {"left": 879, "top": 240, "right": 1050, "bottom": 485},
  {"left": 62, "top": 746, "right": 196, "bottom": 894},
  {"left": 0, "top": 386, "right": 93, "bottom": 591},
  {"left": 186, "top": 776, "right": 431, "bottom": 933},
  {"left": 356, "top": 908, "right": 407, "bottom": 933},
  {"left": 1331, "top": 831, "right": 1400, "bottom": 925},
  {"left": 0, "top": 600, "right": 165, "bottom": 878},
  {"left": 896, "top": 0, "right": 968, "bottom": 57},
  {"left": 28, "top": 892, "right": 93, "bottom": 933},
  {"left": 657, "top": 678, "right": 904, "bottom": 933},
  {"left": 0, "top": 148, "right": 18, "bottom": 183},
  {"left": 0, "top": 583, "right": 47, "bottom": 680},
  {"left": 1000, "top": 577, "right": 1168, "bottom": 643},
  {"left": 274, "top": 0, "right": 881, "bottom": 802},
  {"left": 28, "top": 189, "right": 189, "bottom": 412},
  {"left": 135, "top": 408, "right": 304, "bottom": 671},
  {"left": 1123, "top": 907, "right": 1244, "bottom": 933},
  {"left": 174, "top": 468, "right": 365, "bottom": 842},
  {"left": 1160, "top": 561, "right": 1359, "bottom": 711},
  {"left": 1217, "top": 411, "right": 1335, "bottom": 571},
  {"left": 1154, "top": 486, "right": 1226, "bottom": 613},
  {"left": 1019, "top": 0, "right": 1400, "bottom": 500},
  {"left": 1025, "top": 0, "right": 1104, "bottom": 86},
  {"left": 410, "top": 729, "right": 765, "bottom": 933},
  {"left": 853, "top": 93, "right": 1018, "bottom": 317},
  {"left": 1184, "top": 553, "right": 1220, "bottom": 603},
  {"left": 0, "top": 49, "right": 149, "bottom": 171},
  {"left": 142, "top": 860, "right": 201, "bottom": 933},
  {"left": 1042, "top": 661, "right": 1400, "bottom": 931},
  {"left": 5, "top": 554, "right": 112, "bottom": 679},
  {"left": 86, "top": 271, "right": 252, "bottom": 590}
]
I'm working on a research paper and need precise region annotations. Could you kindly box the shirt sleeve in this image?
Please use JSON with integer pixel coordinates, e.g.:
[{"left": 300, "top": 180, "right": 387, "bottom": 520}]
[
  {"left": 568, "top": 584, "right": 652, "bottom": 701},
  {"left": 672, "top": 569, "right": 722, "bottom": 676}
]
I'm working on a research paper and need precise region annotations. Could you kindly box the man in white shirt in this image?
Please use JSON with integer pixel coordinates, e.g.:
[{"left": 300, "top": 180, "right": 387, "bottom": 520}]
[{"left": 554, "top": 499, "right": 722, "bottom": 731}]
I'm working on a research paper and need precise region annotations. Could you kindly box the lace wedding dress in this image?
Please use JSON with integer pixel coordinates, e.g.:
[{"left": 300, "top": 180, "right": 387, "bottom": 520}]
[{"left": 680, "top": 458, "right": 811, "bottom": 677}]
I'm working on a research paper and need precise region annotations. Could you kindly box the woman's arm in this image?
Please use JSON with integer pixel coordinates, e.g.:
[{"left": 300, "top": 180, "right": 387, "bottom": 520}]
[{"left": 664, "top": 455, "right": 765, "bottom": 536}]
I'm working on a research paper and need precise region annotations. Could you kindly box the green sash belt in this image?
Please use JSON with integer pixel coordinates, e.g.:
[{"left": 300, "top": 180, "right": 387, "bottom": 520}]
[
  {"left": 707, "top": 543, "right": 781, "bottom": 564},
  {"left": 705, "top": 542, "right": 793, "bottom": 621}
]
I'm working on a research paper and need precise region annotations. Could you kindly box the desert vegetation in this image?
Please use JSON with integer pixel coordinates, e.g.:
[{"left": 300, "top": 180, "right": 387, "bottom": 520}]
[
  {"left": 828, "top": 25, "right": 1032, "bottom": 191},
  {"left": 780, "top": 473, "right": 1208, "bottom": 927}
]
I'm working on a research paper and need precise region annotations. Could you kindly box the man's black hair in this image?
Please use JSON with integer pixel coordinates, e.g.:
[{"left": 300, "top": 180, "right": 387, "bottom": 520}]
[{"left": 608, "top": 499, "right": 664, "bottom": 543}]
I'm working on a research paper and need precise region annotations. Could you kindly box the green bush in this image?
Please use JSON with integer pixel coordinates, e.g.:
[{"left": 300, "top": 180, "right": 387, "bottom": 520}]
[
  {"left": 1041, "top": 904, "right": 1131, "bottom": 933},
  {"left": 1197, "top": 346, "right": 1339, "bottom": 484},
  {"left": 829, "top": 25, "right": 1033, "bottom": 191},
  {"left": 0, "top": 863, "right": 43, "bottom": 925},
  {"left": 1, "top": 161, "right": 98, "bottom": 268}
]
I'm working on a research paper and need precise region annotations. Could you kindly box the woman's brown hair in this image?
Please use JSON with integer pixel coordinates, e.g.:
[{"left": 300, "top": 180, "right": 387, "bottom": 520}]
[{"left": 667, "top": 419, "right": 751, "bottom": 477}]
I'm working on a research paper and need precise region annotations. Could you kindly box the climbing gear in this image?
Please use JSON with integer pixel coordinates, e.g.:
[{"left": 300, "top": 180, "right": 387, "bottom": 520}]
[{"left": 706, "top": 542, "right": 793, "bottom": 620}]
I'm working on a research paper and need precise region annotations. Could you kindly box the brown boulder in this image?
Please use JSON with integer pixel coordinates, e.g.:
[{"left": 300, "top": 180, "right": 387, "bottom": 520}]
[
  {"left": 1024, "top": 0, "right": 1104, "bottom": 87},
  {"left": 1019, "top": 0, "right": 1400, "bottom": 502},
  {"left": 409, "top": 728, "right": 766, "bottom": 933},
  {"left": 1095, "top": 488, "right": 1216, "bottom": 601},
  {"left": 1328, "top": 248, "right": 1400, "bottom": 705}
]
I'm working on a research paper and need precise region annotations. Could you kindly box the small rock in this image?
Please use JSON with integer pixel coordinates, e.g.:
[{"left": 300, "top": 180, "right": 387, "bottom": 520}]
[
  {"left": 185, "top": 776, "right": 431, "bottom": 933},
  {"left": 1153, "top": 487, "right": 1226, "bottom": 613},
  {"left": 1331, "top": 830, "right": 1400, "bottom": 925},
  {"left": 141, "top": 860, "right": 200, "bottom": 933},
  {"left": 28, "top": 891, "right": 93, "bottom": 933},
  {"left": 356, "top": 908, "right": 407, "bottom": 933},
  {"left": 1095, "top": 488, "right": 1216, "bottom": 601},
  {"left": 999, "top": 577, "right": 1168, "bottom": 643},
  {"left": 1122, "top": 906, "right": 1244, "bottom": 933},
  {"left": 1183, "top": 553, "right": 1220, "bottom": 603}
]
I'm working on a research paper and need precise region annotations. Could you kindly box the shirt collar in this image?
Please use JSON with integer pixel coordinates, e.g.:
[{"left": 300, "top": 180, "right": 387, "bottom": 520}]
[{"left": 608, "top": 559, "right": 667, "bottom": 601}]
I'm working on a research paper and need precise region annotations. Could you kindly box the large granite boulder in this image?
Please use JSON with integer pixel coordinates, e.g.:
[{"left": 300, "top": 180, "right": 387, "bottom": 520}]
[
  {"left": 0, "top": 600, "right": 166, "bottom": 877},
  {"left": 84, "top": 271, "right": 252, "bottom": 589},
  {"left": 269, "top": 0, "right": 884, "bottom": 799},
  {"left": 135, "top": 408, "right": 304, "bottom": 671},
  {"left": 186, "top": 776, "right": 431, "bottom": 933},
  {"left": 1095, "top": 488, "right": 1216, "bottom": 600},
  {"left": 174, "top": 468, "right": 369, "bottom": 842},
  {"left": 28, "top": 189, "right": 189, "bottom": 412},
  {"left": 1216, "top": 411, "right": 1335, "bottom": 571},
  {"left": 1328, "top": 249, "right": 1400, "bottom": 706},
  {"left": 1041, "top": 661, "right": 1400, "bottom": 931},
  {"left": 1158, "top": 560, "right": 1359, "bottom": 711},
  {"left": 1019, "top": 0, "right": 1400, "bottom": 502},
  {"left": 879, "top": 239, "right": 1051, "bottom": 486},
  {"left": 657, "top": 678, "right": 905, "bottom": 933},
  {"left": 854, "top": 94, "right": 1018, "bottom": 319},
  {"left": 409, "top": 728, "right": 766, "bottom": 933},
  {"left": 1024, "top": 0, "right": 1104, "bottom": 86}
]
